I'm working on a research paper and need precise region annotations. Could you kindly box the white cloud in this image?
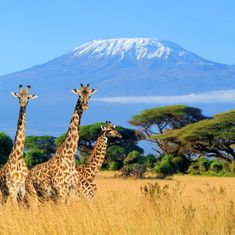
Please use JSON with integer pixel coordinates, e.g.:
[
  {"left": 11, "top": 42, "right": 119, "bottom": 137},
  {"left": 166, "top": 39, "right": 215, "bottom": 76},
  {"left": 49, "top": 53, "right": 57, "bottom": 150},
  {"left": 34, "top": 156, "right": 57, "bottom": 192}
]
[{"left": 93, "top": 90, "right": 235, "bottom": 104}]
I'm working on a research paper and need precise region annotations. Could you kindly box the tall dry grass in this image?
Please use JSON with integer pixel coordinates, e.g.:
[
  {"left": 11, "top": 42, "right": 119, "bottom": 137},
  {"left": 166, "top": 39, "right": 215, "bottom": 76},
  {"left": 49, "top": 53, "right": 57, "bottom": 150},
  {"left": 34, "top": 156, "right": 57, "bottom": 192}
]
[{"left": 0, "top": 172, "right": 235, "bottom": 235}]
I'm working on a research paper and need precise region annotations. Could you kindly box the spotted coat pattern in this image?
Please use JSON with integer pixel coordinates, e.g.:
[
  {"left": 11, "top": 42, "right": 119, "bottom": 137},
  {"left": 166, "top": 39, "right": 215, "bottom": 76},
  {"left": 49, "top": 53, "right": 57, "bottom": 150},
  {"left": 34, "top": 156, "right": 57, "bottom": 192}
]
[{"left": 76, "top": 122, "right": 122, "bottom": 198}]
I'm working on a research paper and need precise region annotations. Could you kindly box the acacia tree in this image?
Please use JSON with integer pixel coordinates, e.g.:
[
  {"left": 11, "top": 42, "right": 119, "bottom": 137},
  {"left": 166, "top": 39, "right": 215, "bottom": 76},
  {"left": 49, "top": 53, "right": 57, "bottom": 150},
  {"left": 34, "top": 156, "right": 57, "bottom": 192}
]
[
  {"left": 155, "top": 110, "right": 235, "bottom": 162},
  {"left": 129, "top": 105, "right": 207, "bottom": 155}
]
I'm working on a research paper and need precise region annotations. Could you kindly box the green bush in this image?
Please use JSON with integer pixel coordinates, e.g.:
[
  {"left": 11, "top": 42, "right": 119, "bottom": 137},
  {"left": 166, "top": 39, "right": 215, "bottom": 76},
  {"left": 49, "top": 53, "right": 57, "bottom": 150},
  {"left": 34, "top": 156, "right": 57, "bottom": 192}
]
[
  {"left": 188, "top": 164, "right": 200, "bottom": 175},
  {"left": 188, "top": 158, "right": 211, "bottom": 175},
  {"left": 144, "top": 154, "right": 158, "bottom": 169},
  {"left": 154, "top": 155, "right": 176, "bottom": 176},
  {"left": 210, "top": 161, "right": 224, "bottom": 173},
  {"left": 124, "top": 150, "right": 145, "bottom": 165},
  {"left": 172, "top": 155, "right": 190, "bottom": 173},
  {"left": 198, "top": 158, "right": 211, "bottom": 172},
  {"left": 109, "top": 161, "right": 122, "bottom": 171}
]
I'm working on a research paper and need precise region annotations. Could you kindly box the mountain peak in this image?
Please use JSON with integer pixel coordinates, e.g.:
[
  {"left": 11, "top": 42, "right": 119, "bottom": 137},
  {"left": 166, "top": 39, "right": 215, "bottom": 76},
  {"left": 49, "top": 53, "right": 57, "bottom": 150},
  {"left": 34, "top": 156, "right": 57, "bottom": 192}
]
[
  {"left": 71, "top": 38, "right": 212, "bottom": 65},
  {"left": 72, "top": 38, "right": 178, "bottom": 60}
]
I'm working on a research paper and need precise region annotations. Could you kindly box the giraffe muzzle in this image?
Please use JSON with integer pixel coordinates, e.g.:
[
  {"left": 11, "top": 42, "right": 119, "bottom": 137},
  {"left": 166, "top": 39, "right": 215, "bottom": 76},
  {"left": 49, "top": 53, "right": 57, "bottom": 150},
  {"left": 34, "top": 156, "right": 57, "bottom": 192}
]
[
  {"left": 117, "top": 133, "right": 122, "bottom": 138},
  {"left": 82, "top": 104, "right": 89, "bottom": 110}
]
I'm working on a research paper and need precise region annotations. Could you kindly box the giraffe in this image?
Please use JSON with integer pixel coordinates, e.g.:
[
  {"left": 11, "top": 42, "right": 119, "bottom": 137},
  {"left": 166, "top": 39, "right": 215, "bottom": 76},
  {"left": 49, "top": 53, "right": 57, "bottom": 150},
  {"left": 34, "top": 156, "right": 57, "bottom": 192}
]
[
  {"left": 0, "top": 85, "right": 38, "bottom": 204},
  {"left": 25, "top": 84, "right": 96, "bottom": 204},
  {"left": 76, "top": 121, "right": 122, "bottom": 198}
]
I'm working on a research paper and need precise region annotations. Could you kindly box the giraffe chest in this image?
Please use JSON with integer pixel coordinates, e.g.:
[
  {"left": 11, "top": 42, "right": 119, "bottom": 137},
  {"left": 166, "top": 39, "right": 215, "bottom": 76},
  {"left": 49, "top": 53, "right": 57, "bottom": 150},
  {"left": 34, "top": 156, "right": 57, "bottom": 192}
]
[
  {"left": 10, "top": 166, "right": 28, "bottom": 183},
  {"left": 3, "top": 161, "right": 28, "bottom": 181}
]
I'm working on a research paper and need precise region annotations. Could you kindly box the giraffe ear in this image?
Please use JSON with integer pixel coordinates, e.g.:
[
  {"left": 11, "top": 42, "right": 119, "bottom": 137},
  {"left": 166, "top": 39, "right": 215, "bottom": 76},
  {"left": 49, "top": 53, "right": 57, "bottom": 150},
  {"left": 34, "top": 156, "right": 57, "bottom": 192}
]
[
  {"left": 101, "top": 125, "right": 106, "bottom": 131},
  {"left": 91, "top": 88, "right": 97, "bottom": 94},
  {"left": 72, "top": 89, "right": 79, "bottom": 94},
  {"left": 11, "top": 92, "right": 19, "bottom": 98},
  {"left": 113, "top": 125, "right": 116, "bottom": 128},
  {"left": 28, "top": 94, "right": 38, "bottom": 100}
]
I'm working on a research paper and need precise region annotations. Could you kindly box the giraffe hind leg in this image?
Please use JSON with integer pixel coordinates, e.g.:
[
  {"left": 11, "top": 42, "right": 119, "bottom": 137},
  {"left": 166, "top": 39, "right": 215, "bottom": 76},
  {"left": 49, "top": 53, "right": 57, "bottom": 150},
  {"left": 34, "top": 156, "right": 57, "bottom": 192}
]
[
  {"left": 24, "top": 178, "right": 39, "bottom": 208},
  {"left": 0, "top": 187, "right": 9, "bottom": 205},
  {"left": 83, "top": 181, "right": 97, "bottom": 199}
]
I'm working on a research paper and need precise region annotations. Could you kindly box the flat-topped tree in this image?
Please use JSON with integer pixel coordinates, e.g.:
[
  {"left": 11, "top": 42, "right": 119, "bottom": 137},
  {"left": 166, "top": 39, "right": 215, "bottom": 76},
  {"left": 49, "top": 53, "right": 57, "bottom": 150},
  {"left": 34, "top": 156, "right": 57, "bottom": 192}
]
[
  {"left": 129, "top": 105, "right": 207, "bottom": 155},
  {"left": 0, "top": 85, "right": 37, "bottom": 204},
  {"left": 25, "top": 84, "right": 96, "bottom": 203},
  {"left": 154, "top": 110, "right": 235, "bottom": 162}
]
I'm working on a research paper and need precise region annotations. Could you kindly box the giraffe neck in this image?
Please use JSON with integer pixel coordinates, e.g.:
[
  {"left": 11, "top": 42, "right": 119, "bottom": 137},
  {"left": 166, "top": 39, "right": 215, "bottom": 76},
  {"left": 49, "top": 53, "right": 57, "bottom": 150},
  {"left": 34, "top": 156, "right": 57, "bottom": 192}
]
[
  {"left": 56, "top": 99, "right": 83, "bottom": 162},
  {"left": 87, "top": 132, "right": 108, "bottom": 179},
  {"left": 9, "top": 106, "right": 26, "bottom": 161}
]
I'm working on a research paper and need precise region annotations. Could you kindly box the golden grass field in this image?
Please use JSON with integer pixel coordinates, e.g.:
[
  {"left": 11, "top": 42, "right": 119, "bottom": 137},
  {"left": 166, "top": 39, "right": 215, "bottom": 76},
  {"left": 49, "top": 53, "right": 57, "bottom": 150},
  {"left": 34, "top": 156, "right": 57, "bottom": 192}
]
[{"left": 1, "top": 172, "right": 235, "bottom": 235}]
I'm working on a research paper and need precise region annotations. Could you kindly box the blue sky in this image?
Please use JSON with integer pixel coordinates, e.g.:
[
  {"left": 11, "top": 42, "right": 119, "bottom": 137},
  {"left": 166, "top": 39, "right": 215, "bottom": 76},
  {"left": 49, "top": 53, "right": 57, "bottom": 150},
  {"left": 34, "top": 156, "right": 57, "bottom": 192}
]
[{"left": 0, "top": 0, "right": 235, "bottom": 75}]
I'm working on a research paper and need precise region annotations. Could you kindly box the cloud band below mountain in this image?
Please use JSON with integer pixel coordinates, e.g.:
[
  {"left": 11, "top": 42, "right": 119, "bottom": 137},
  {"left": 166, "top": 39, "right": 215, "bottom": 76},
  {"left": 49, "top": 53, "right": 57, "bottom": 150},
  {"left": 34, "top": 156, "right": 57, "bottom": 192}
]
[{"left": 93, "top": 90, "right": 235, "bottom": 104}]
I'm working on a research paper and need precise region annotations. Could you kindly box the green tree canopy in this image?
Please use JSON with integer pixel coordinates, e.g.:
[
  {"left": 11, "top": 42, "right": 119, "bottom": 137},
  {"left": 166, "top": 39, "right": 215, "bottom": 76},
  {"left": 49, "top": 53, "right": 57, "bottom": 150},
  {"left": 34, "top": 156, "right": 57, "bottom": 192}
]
[
  {"left": 129, "top": 105, "right": 206, "bottom": 154},
  {"left": 25, "top": 135, "right": 56, "bottom": 156},
  {"left": 24, "top": 149, "right": 50, "bottom": 168},
  {"left": 154, "top": 110, "right": 235, "bottom": 162},
  {"left": 0, "top": 132, "right": 13, "bottom": 166}
]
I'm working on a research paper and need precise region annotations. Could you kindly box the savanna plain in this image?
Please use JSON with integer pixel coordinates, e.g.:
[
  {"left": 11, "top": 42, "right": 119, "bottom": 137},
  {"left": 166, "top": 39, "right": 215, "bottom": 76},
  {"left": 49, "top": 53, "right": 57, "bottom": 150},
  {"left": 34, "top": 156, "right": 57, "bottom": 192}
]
[{"left": 0, "top": 172, "right": 235, "bottom": 235}]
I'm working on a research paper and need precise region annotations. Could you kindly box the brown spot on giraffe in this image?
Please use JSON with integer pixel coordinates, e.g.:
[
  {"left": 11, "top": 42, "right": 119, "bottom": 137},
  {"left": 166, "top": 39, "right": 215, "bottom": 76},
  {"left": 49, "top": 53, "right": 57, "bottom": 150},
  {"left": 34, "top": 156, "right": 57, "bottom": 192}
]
[
  {"left": 76, "top": 121, "right": 122, "bottom": 198},
  {"left": 0, "top": 85, "right": 38, "bottom": 205}
]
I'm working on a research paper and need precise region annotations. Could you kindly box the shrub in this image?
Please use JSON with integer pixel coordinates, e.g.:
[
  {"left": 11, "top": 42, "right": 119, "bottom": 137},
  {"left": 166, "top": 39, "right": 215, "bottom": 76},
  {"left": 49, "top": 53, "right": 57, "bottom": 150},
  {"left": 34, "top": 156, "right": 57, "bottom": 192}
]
[
  {"left": 144, "top": 154, "right": 158, "bottom": 169},
  {"left": 124, "top": 150, "right": 144, "bottom": 165},
  {"left": 109, "top": 161, "right": 122, "bottom": 171},
  {"left": 210, "top": 161, "right": 224, "bottom": 173},
  {"left": 188, "top": 158, "right": 211, "bottom": 175},
  {"left": 188, "top": 164, "right": 200, "bottom": 175},
  {"left": 120, "top": 163, "right": 146, "bottom": 178},
  {"left": 198, "top": 158, "right": 211, "bottom": 172},
  {"left": 172, "top": 155, "right": 190, "bottom": 173},
  {"left": 154, "top": 154, "right": 176, "bottom": 176}
]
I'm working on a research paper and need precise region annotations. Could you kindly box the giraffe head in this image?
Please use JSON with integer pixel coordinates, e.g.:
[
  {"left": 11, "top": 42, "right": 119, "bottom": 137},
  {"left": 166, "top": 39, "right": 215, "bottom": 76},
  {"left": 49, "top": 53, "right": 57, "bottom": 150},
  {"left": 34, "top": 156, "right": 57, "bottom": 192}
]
[
  {"left": 11, "top": 84, "right": 38, "bottom": 107},
  {"left": 101, "top": 121, "right": 122, "bottom": 138},
  {"left": 72, "top": 84, "right": 97, "bottom": 110}
]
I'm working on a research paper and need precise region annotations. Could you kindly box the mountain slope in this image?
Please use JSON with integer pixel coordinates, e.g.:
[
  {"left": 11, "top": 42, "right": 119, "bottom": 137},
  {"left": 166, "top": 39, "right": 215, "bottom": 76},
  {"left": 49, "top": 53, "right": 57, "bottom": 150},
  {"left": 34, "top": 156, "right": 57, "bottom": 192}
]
[{"left": 0, "top": 38, "right": 233, "bottom": 97}]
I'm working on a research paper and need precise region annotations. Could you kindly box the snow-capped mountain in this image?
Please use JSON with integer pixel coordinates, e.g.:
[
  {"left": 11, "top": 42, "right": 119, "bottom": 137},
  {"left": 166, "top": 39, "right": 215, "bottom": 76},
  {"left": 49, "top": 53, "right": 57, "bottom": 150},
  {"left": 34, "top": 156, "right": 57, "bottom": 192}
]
[
  {"left": 0, "top": 38, "right": 234, "bottom": 138},
  {"left": 72, "top": 38, "right": 211, "bottom": 64}
]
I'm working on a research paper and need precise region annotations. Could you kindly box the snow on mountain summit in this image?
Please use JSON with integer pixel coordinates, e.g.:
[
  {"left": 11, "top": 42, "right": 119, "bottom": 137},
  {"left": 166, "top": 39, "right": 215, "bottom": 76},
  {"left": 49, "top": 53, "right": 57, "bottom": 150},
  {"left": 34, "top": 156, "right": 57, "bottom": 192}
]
[{"left": 72, "top": 38, "right": 210, "bottom": 64}]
